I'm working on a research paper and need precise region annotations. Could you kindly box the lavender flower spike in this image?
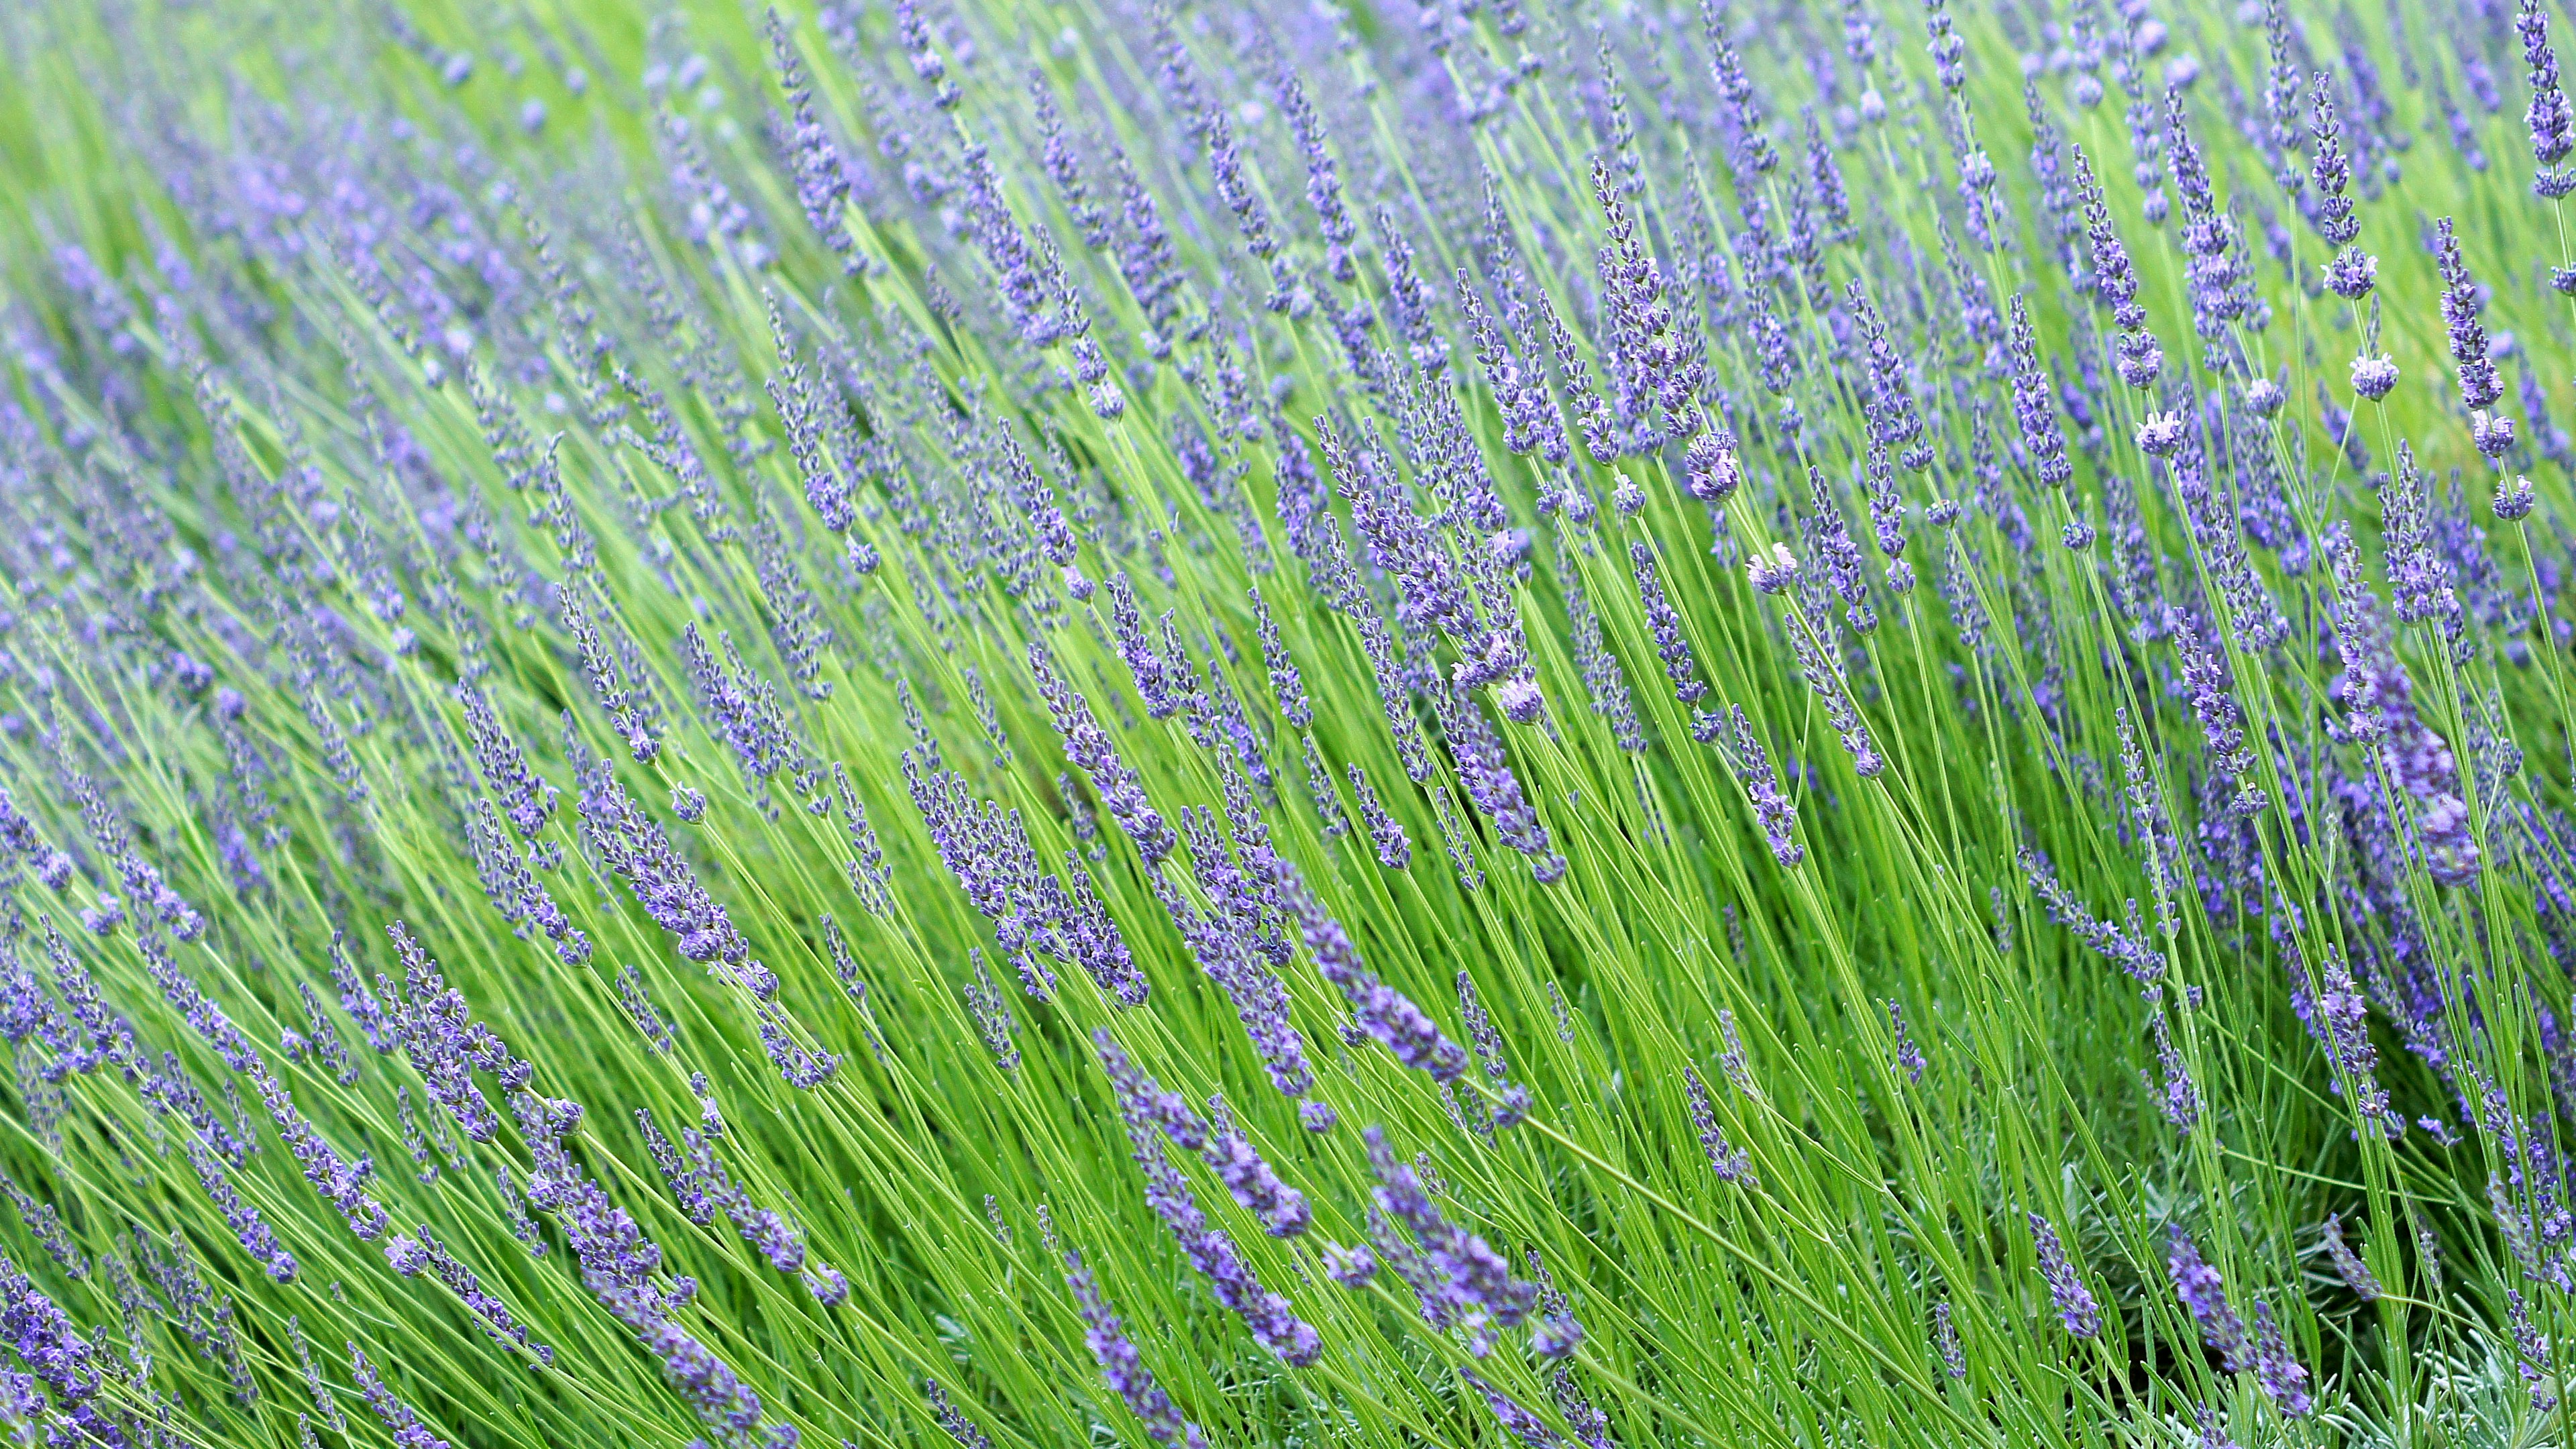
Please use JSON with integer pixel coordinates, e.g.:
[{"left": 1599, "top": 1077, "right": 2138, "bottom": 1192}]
[
  {"left": 1093, "top": 1032, "right": 1319, "bottom": 1362},
  {"left": 1065, "top": 1249, "right": 1210, "bottom": 1449},
  {"left": 1279, "top": 864, "right": 1470, "bottom": 1082},
  {"left": 1683, "top": 1065, "right": 1756, "bottom": 1186},
  {"left": 2019, "top": 848, "right": 2163, "bottom": 985},
  {"left": 2004, "top": 296, "right": 2074, "bottom": 489},
  {"left": 2027, "top": 1213, "right": 2100, "bottom": 1338},
  {"left": 1030, "top": 638, "right": 1176, "bottom": 863},
  {"left": 352, "top": 1344, "right": 454, "bottom": 1449},
  {"left": 2249, "top": 1301, "right": 2312, "bottom": 1415},
  {"left": 0, "top": 1252, "right": 118, "bottom": 1448},
  {"left": 2434, "top": 218, "right": 2506, "bottom": 427},
  {"left": 0, "top": 790, "right": 76, "bottom": 889},
  {"left": 1357, "top": 1126, "right": 1537, "bottom": 1352},
  {"left": 2320, "top": 1216, "right": 2381, "bottom": 1299},
  {"left": 1722, "top": 706, "right": 1803, "bottom": 867},
  {"left": 2523, "top": 0, "right": 2576, "bottom": 196},
  {"left": 2165, "top": 1226, "right": 2251, "bottom": 1372}
]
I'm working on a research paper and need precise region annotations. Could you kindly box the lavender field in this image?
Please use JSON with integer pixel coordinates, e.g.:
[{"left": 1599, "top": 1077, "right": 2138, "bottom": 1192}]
[{"left": 0, "top": 0, "right": 2564, "bottom": 1443}]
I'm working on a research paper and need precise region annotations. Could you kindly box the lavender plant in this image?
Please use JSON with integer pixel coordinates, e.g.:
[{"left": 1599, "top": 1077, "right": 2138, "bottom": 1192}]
[{"left": 0, "top": 0, "right": 2573, "bottom": 1444}]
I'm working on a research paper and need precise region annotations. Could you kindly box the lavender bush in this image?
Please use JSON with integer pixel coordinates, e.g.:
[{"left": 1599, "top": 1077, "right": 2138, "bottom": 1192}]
[{"left": 0, "top": 0, "right": 2570, "bottom": 1443}]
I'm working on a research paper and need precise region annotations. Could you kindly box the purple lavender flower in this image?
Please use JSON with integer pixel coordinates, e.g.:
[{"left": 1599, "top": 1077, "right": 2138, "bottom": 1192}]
[
  {"left": 1775, "top": 599, "right": 1884, "bottom": 778},
  {"left": 2434, "top": 218, "right": 2506, "bottom": 413},
  {"left": 2320, "top": 1215, "right": 2381, "bottom": 1299},
  {"left": 1631, "top": 542, "right": 1709, "bottom": 705},
  {"left": 765, "top": 12, "right": 853, "bottom": 262},
  {"left": 2028, "top": 1212, "right": 2101, "bottom": 1338},
  {"left": 382, "top": 923, "right": 509, "bottom": 1142},
  {"left": 926, "top": 1379, "right": 994, "bottom": 1449},
  {"left": 1717, "top": 1009, "right": 1758, "bottom": 1097},
  {"left": 2147, "top": 1011, "right": 2200, "bottom": 1134},
  {"left": 2167, "top": 427, "right": 2289, "bottom": 652},
  {"left": 2474, "top": 411, "right": 2519, "bottom": 458},
  {"left": 2164, "top": 90, "right": 2246, "bottom": 366},
  {"left": 187, "top": 1136, "right": 297, "bottom": 1283},
  {"left": 385, "top": 1224, "right": 549, "bottom": 1362},
  {"left": 512, "top": 1081, "right": 795, "bottom": 1446},
  {"left": 614, "top": 965, "right": 676, "bottom": 1055},
  {"left": 455, "top": 686, "right": 556, "bottom": 839},
  {"left": 2322, "top": 523, "right": 2482, "bottom": 885},
  {"left": 1332, "top": 761, "right": 1406, "bottom": 868},
  {"left": 1250, "top": 586, "right": 1311, "bottom": 730},
  {"left": 558, "top": 580, "right": 662, "bottom": 764},
  {"left": 1459, "top": 1366, "right": 1564, "bottom": 1449},
  {"left": 678, "top": 624, "right": 818, "bottom": 806},
  {"left": 1434, "top": 687, "right": 1565, "bottom": 883},
  {"left": 1554, "top": 543, "right": 1646, "bottom": 753},
  {"left": 1280, "top": 865, "right": 1468, "bottom": 1082},
  {"left": 1803, "top": 464, "right": 1874, "bottom": 631},
  {"left": 2511, "top": 1289, "right": 2559, "bottom": 1411},
  {"left": 1322, "top": 1239, "right": 1378, "bottom": 1287},
  {"left": 2249, "top": 1301, "right": 2312, "bottom": 1415},
  {"left": 247, "top": 1057, "right": 389, "bottom": 1240},
  {"left": 1202, "top": 1095, "right": 1313, "bottom": 1236},
  {"left": 2165, "top": 1226, "right": 2251, "bottom": 1372},
  {"left": 352, "top": 1344, "right": 452, "bottom": 1449},
  {"left": 2135, "top": 411, "right": 2186, "bottom": 456},
  {"left": 2019, "top": 848, "right": 2163, "bottom": 985},
  {"left": 1030, "top": 639, "right": 1174, "bottom": 863},
  {"left": 1934, "top": 1300, "right": 1966, "bottom": 1379},
  {"left": 2524, "top": 0, "right": 2576, "bottom": 195},
  {"left": 1721, "top": 706, "right": 1803, "bottom": 868},
  {"left": 1847, "top": 281, "right": 1929, "bottom": 467},
  {"left": 1683, "top": 428, "right": 1743, "bottom": 502},
  {"left": 1065, "top": 1249, "right": 1209, "bottom": 1449},
  {"left": 2180, "top": 626, "right": 2262, "bottom": 816},
  {"left": 1703, "top": 7, "right": 1779, "bottom": 175},
  {"left": 0, "top": 790, "right": 74, "bottom": 890},
  {"left": 755, "top": 998, "right": 841, "bottom": 1089},
  {"left": 1356, "top": 1126, "right": 1536, "bottom": 1352},
  {"left": 1682, "top": 1065, "right": 1756, "bottom": 1185},
  {"left": 1455, "top": 973, "right": 1507, "bottom": 1090},
  {"left": 1089, "top": 1037, "right": 1318, "bottom": 1367},
  {"left": 2308, "top": 76, "right": 2376, "bottom": 296},
  {"left": 1158, "top": 814, "right": 1317, "bottom": 1098},
  {"left": 1887, "top": 1000, "right": 1926, "bottom": 1082},
  {"left": 2316, "top": 949, "right": 2402, "bottom": 1136},
  {"left": 0, "top": 1251, "right": 115, "bottom": 1447},
  {"left": 2004, "top": 297, "right": 2073, "bottom": 488},
  {"left": 1105, "top": 574, "right": 1183, "bottom": 720},
  {"left": 1923, "top": 0, "right": 1968, "bottom": 89},
  {"left": 963, "top": 950, "right": 1020, "bottom": 1072},
  {"left": 0, "top": 1174, "right": 82, "bottom": 1281}
]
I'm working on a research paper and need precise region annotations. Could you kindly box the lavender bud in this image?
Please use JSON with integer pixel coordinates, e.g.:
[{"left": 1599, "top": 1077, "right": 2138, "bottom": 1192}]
[
  {"left": 1683, "top": 1064, "right": 1756, "bottom": 1185},
  {"left": 1684, "top": 429, "right": 1742, "bottom": 501},
  {"left": 2320, "top": 1215, "right": 2381, "bottom": 1300},
  {"left": 2028, "top": 1212, "right": 2101, "bottom": 1338},
  {"left": 1934, "top": 1300, "right": 1966, "bottom": 1379},
  {"left": 2165, "top": 1226, "right": 2251, "bottom": 1372},
  {"left": 1063, "top": 1250, "right": 1208, "bottom": 1449}
]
